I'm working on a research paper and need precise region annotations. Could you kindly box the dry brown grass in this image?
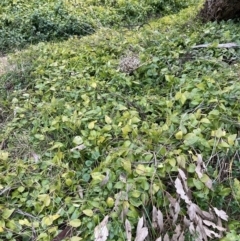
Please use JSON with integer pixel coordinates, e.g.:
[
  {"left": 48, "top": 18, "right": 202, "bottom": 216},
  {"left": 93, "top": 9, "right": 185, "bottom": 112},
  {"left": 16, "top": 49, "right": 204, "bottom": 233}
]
[
  {"left": 0, "top": 55, "right": 17, "bottom": 77},
  {"left": 0, "top": 56, "right": 9, "bottom": 76}
]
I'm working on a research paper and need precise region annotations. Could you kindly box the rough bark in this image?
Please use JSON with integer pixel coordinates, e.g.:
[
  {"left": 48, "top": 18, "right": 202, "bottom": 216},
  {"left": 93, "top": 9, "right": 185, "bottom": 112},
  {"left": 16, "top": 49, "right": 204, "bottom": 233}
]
[{"left": 199, "top": 0, "right": 240, "bottom": 22}]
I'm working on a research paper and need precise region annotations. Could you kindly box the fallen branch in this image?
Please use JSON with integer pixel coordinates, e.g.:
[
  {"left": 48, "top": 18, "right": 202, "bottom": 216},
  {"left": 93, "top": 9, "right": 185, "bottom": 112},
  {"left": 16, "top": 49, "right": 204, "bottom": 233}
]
[
  {"left": 15, "top": 209, "right": 37, "bottom": 219},
  {"left": 0, "top": 186, "right": 11, "bottom": 195},
  {"left": 192, "top": 42, "right": 240, "bottom": 49}
]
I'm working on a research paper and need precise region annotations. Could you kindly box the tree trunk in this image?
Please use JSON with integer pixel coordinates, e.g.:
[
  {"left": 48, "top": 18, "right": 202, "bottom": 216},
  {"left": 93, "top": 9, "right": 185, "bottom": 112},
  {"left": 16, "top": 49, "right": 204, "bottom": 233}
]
[{"left": 199, "top": 0, "right": 240, "bottom": 22}]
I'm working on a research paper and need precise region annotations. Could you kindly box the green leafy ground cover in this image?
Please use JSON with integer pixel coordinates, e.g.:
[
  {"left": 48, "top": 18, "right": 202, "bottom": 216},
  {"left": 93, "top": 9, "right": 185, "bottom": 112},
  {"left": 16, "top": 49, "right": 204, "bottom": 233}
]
[
  {"left": 1, "top": 0, "right": 240, "bottom": 240},
  {"left": 0, "top": 0, "right": 195, "bottom": 53}
]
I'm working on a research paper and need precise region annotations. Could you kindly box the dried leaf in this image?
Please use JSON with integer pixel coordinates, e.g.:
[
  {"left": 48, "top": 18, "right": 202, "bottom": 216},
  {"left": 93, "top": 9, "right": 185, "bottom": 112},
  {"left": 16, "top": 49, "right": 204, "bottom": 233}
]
[
  {"left": 187, "top": 203, "right": 197, "bottom": 221},
  {"left": 178, "top": 169, "right": 190, "bottom": 197},
  {"left": 152, "top": 206, "right": 164, "bottom": 231},
  {"left": 174, "top": 202, "right": 180, "bottom": 215},
  {"left": 166, "top": 193, "right": 175, "bottom": 219},
  {"left": 178, "top": 232, "right": 184, "bottom": 241},
  {"left": 175, "top": 177, "right": 191, "bottom": 204},
  {"left": 213, "top": 208, "right": 228, "bottom": 221},
  {"left": 157, "top": 209, "right": 164, "bottom": 232},
  {"left": 70, "top": 144, "right": 86, "bottom": 152},
  {"left": 166, "top": 192, "right": 177, "bottom": 207},
  {"left": 192, "top": 204, "right": 216, "bottom": 223},
  {"left": 113, "top": 191, "right": 124, "bottom": 212},
  {"left": 77, "top": 185, "right": 84, "bottom": 199},
  {"left": 195, "top": 154, "right": 204, "bottom": 178},
  {"left": 171, "top": 225, "right": 181, "bottom": 241},
  {"left": 166, "top": 193, "right": 180, "bottom": 224},
  {"left": 178, "top": 169, "right": 187, "bottom": 180},
  {"left": 203, "top": 225, "right": 221, "bottom": 238},
  {"left": 196, "top": 217, "right": 207, "bottom": 241},
  {"left": 172, "top": 213, "right": 179, "bottom": 225},
  {"left": 201, "top": 210, "right": 214, "bottom": 221},
  {"left": 152, "top": 206, "right": 158, "bottom": 229},
  {"left": 100, "top": 170, "right": 110, "bottom": 186},
  {"left": 94, "top": 216, "right": 109, "bottom": 241},
  {"left": 203, "top": 220, "right": 226, "bottom": 231},
  {"left": 217, "top": 217, "right": 224, "bottom": 237},
  {"left": 163, "top": 233, "right": 170, "bottom": 241},
  {"left": 119, "top": 173, "right": 127, "bottom": 183},
  {"left": 193, "top": 203, "right": 209, "bottom": 219},
  {"left": 32, "top": 152, "right": 40, "bottom": 162},
  {"left": 125, "top": 219, "right": 132, "bottom": 241},
  {"left": 183, "top": 216, "right": 190, "bottom": 228},
  {"left": 189, "top": 222, "right": 195, "bottom": 234},
  {"left": 204, "top": 178, "right": 213, "bottom": 190},
  {"left": 134, "top": 217, "right": 148, "bottom": 241},
  {"left": 169, "top": 205, "right": 174, "bottom": 218},
  {"left": 195, "top": 224, "right": 204, "bottom": 241}
]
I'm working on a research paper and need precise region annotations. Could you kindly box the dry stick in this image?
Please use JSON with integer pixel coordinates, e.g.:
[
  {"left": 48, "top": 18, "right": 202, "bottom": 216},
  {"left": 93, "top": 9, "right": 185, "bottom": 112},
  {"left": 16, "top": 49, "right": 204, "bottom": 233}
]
[
  {"left": 52, "top": 226, "right": 73, "bottom": 241},
  {"left": 0, "top": 186, "right": 11, "bottom": 195},
  {"left": 15, "top": 209, "right": 37, "bottom": 219},
  {"left": 192, "top": 42, "right": 240, "bottom": 49}
]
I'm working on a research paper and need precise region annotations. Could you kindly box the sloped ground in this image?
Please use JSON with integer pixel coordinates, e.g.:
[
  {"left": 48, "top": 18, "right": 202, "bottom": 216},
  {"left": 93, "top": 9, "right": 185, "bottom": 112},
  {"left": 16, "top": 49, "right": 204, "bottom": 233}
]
[
  {"left": 1, "top": 1, "right": 240, "bottom": 241},
  {"left": 0, "top": 0, "right": 195, "bottom": 53}
]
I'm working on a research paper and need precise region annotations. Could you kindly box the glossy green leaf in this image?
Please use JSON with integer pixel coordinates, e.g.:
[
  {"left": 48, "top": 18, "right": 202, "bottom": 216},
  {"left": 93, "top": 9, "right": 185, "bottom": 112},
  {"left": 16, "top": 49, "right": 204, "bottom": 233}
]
[
  {"left": 82, "top": 209, "right": 93, "bottom": 217},
  {"left": 73, "top": 136, "right": 83, "bottom": 145},
  {"left": 70, "top": 237, "right": 82, "bottom": 241},
  {"left": 3, "top": 209, "right": 15, "bottom": 219},
  {"left": 105, "top": 115, "right": 112, "bottom": 124},
  {"left": 175, "top": 131, "right": 183, "bottom": 140},
  {"left": 122, "top": 159, "right": 132, "bottom": 174},
  {"left": 184, "top": 133, "right": 198, "bottom": 146},
  {"left": 0, "top": 151, "right": 9, "bottom": 161},
  {"left": 69, "top": 219, "right": 81, "bottom": 228}
]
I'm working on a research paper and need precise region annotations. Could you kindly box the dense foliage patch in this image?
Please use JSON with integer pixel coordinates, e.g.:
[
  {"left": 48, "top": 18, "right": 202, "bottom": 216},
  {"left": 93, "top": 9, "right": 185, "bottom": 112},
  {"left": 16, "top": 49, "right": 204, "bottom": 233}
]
[
  {"left": 1, "top": 1, "right": 240, "bottom": 241},
  {"left": 0, "top": 0, "right": 195, "bottom": 53},
  {"left": 0, "top": 0, "right": 95, "bottom": 53}
]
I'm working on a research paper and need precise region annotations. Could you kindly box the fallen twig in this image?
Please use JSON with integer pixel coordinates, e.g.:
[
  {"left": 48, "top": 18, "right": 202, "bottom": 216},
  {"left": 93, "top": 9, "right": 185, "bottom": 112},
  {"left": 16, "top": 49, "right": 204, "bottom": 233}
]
[{"left": 192, "top": 42, "right": 240, "bottom": 49}]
